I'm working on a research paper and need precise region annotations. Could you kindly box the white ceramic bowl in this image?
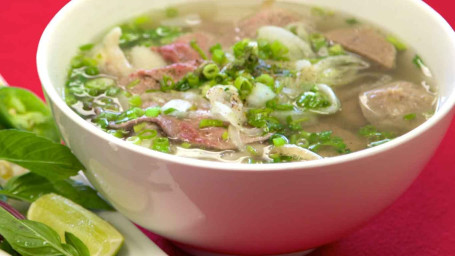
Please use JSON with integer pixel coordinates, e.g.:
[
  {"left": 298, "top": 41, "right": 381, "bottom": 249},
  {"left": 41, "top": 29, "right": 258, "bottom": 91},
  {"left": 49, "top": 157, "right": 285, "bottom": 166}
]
[{"left": 37, "top": 0, "right": 455, "bottom": 255}]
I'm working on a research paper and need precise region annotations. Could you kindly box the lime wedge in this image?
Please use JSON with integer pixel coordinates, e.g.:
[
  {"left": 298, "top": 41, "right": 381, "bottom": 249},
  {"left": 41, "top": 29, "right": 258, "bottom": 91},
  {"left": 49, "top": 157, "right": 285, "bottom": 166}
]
[{"left": 27, "top": 193, "right": 124, "bottom": 256}]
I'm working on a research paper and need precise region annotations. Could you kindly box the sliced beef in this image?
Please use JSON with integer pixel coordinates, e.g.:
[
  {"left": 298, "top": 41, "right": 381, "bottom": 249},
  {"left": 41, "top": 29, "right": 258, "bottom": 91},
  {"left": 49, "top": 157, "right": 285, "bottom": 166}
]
[
  {"left": 174, "top": 32, "right": 216, "bottom": 54},
  {"left": 122, "top": 60, "right": 201, "bottom": 94},
  {"left": 110, "top": 115, "right": 271, "bottom": 150},
  {"left": 237, "top": 8, "right": 302, "bottom": 38},
  {"left": 154, "top": 43, "right": 202, "bottom": 63},
  {"left": 359, "top": 81, "right": 435, "bottom": 132},
  {"left": 152, "top": 32, "right": 216, "bottom": 64},
  {"left": 324, "top": 28, "right": 396, "bottom": 69}
]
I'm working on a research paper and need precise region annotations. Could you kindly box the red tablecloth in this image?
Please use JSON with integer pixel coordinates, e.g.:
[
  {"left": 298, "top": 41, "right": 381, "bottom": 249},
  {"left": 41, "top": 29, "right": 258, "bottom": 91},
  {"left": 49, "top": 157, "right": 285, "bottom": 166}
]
[{"left": 1, "top": 1, "right": 454, "bottom": 255}]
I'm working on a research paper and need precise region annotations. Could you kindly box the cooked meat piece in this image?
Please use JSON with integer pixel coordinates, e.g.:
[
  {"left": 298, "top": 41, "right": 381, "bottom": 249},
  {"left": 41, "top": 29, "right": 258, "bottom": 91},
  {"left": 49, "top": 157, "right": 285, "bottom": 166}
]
[
  {"left": 154, "top": 43, "right": 202, "bottom": 63},
  {"left": 121, "top": 60, "right": 201, "bottom": 94},
  {"left": 237, "top": 8, "right": 301, "bottom": 38},
  {"left": 359, "top": 81, "right": 435, "bottom": 132},
  {"left": 173, "top": 32, "right": 216, "bottom": 54},
  {"left": 110, "top": 115, "right": 271, "bottom": 150},
  {"left": 325, "top": 28, "right": 397, "bottom": 69}
]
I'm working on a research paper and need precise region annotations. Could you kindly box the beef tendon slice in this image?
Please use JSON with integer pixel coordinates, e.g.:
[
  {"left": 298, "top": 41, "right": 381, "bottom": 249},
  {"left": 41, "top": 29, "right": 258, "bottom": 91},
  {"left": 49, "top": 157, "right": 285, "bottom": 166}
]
[{"left": 325, "top": 28, "right": 397, "bottom": 69}]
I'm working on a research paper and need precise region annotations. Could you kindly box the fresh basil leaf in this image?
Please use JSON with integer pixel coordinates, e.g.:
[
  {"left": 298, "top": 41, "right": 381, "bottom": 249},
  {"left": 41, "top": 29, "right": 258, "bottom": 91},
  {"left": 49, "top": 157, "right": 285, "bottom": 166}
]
[
  {"left": 0, "top": 240, "right": 20, "bottom": 256},
  {"left": 0, "top": 173, "right": 55, "bottom": 202},
  {"left": 65, "top": 232, "right": 90, "bottom": 256},
  {"left": 53, "top": 179, "right": 113, "bottom": 210},
  {"left": 0, "top": 173, "right": 112, "bottom": 210},
  {"left": 0, "top": 130, "right": 84, "bottom": 181},
  {"left": 0, "top": 207, "right": 76, "bottom": 256},
  {"left": 0, "top": 87, "right": 60, "bottom": 142}
]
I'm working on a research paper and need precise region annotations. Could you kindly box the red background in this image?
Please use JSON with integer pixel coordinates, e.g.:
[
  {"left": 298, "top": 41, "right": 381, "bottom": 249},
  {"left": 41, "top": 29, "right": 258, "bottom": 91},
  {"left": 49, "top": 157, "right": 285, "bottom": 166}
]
[{"left": 1, "top": 1, "right": 454, "bottom": 255}]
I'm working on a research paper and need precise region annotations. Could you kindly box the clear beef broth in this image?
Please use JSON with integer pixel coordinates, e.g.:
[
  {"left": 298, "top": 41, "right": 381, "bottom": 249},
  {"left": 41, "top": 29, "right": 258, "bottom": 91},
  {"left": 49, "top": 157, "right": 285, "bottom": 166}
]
[{"left": 66, "top": 1, "right": 437, "bottom": 163}]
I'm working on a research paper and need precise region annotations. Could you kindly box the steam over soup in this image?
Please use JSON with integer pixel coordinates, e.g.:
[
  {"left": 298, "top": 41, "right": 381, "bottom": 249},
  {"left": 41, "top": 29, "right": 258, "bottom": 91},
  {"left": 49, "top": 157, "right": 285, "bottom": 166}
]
[{"left": 65, "top": 2, "right": 437, "bottom": 163}]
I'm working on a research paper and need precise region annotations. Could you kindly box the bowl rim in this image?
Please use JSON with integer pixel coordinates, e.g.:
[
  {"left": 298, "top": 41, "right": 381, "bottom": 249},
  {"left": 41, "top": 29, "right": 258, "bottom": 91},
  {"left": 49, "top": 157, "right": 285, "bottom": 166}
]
[{"left": 37, "top": 0, "right": 455, "bottom": 172}]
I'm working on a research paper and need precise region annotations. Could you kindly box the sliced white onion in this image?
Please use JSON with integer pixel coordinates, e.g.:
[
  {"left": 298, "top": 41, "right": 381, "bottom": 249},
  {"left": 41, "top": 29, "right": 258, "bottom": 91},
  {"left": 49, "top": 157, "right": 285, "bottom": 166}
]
[
  {"left": 206, "top": 85, "right": 246, "bottom": 127},
  {"left": 246, "top": 82, "right": 276, "bottom": 108},
  {"left": 309, "top": 84, "right": 341, "bottom": 115},
  {"left": 128, "top": 46, "right": 167, "bottom": 69},
  {"left": 93, "top": 27, "right": 133, "bottom": 78},
  {"left": 228, "top": 125, "right": 244, "bottom": 150},
  {"left": 162, "top": 99, "right": 193, "bottom": 118},
  {"left": 257, "top": 26, "right": 314, "bottom": 60},
  {"left": 269, "top": 144, "right": 323, "bottom": 161}
]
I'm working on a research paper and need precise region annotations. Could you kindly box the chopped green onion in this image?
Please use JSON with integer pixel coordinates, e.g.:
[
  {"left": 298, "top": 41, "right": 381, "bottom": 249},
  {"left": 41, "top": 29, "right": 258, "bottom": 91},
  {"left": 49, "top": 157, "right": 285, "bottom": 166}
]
[
  {"left": 128, "top": 95, "right": 142, "bottom": 108},
  {"left": 190, "top": 40, "right": 208, "bottom": 60},
  {"left": 160, "top": 75, "right": 175, "bottom": 91},
  {"left": 309, "top": 34, "right": 328, "bottom": 51},
  {"left": 84, "top": 66, "right": 99, "bottom": 76},
  {"left": 126, "top": 136, "right": 142, "bottom": 145},
  {"left": 386, "top": 35, "right": 407, "bottom": 51},
  {"left": 138, "top": 129, "right": 158, "bottom": 139},
  {"left": 246, "top": 145, "right": 258, "bottom": 156},
  {"left": 163, "top": 108, "right": 177, "bottom": 115},
  {"left": 273, "top": 137, "right": 287, "bottom": 147},
  {"left": 133, "top": 15, "right": 150, "bottom": 25},
  {"left": 180, "top": 142, "right": 192, "bottom": 148},
  {"left": 133, "top": 122, "right": 146, "bottom": 133},
  {"left": 222, "top": 131, "right": 229, "bottom": 141},
  {"left": 413, "top": 55, "right": 425, "bottom": 69},
  {"left": 127, "top": 79, "right": 141, "bottom": 89},
  {"left": 165, "top": 7, "right": 179, "bottom": 18},
  {"left": 79, "top": 43, "right": 94, "bottom": 51},
  {"left": 132, "top": 107, "right": 145, "bottom": 117},
  {"left": 107, "top": 129, "right": 127, "bottom": 138},
  {"left": 152, "top": 137, "right": 170, "bottom": 153},
  {"left": 234, "top": 76, "right": 254, "bottom": 99},
  {"left": 186, "top": 73, "right": 200, "bottom": 87},
  {"left": 328, "top": 44, "right": 345, "bottom": 56},
  {"left": 202, "top": 64, "right": 220, "bottom": 79},
  {"left": 85, "top": 78, "right": 116, "bottom": 91},
  {"left": 255, "top": 74, "right": 275, "bottom": 88},
  {"left": 199, "top": 119, "right": 225, "bottom": 128},
  {"left": 311, "top": 7, "right": 334, "bottom": 16},
  {"left": 106, "top": 87, "right": 121, "bottom": 96},
  {"left": 145, "top": 107, "right": 161, "bottom": 117},
  {"left": 403, "top": 113, "right": 417, "bottom": 121},
  {"left": 346, "top": 18, "right": 359, "bottom": 25}
]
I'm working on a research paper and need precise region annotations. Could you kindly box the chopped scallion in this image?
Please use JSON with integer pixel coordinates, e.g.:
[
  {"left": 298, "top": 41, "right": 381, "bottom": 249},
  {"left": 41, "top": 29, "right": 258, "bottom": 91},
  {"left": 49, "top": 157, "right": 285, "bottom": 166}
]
[
  {"left": 386, "top": 35, "right": 407, "bottom": 51},
  {"left": 190, "top": 40, "right": 208, "bottom": 60},
  {"left": 199, "top": 119, "right": 225, "bottom": 128}
]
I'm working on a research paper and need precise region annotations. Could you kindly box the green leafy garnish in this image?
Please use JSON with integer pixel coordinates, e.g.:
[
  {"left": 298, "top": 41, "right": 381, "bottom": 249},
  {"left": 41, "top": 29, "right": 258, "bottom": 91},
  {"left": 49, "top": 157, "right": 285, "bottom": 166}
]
[
  {"left": 403, "top": 113, "right": 417, "bottom": 121},
  {"left": 152, "top": 137, "right": 170, "bottom": 153},
  {"left": 190, "top": 40, "right": 208, "bottom": 60},
  {"left": 296, "top": 87, "right": 330, "bottom": 110},
  {"left": 298, "top": 130, "right": 349, "bottom": 153},
  {"left": 346, "top": 18, "right": 360, "bottom": 25},
  {"left": 0, "top": 130, "right": 84, "bottom": 181},
  {"left": 165, "top": 7, "right": 179, "bottom": 18},
  {"left": 199, "top": 119, "right": 226, "bottom": 128},
  {"left": 0, "top": 206, "right": 88, "bottom": 256},
  {"left": 309, "top": 33, "right": 328, "bottom": 52},
  {"left": 359, "top": 125, "right": 395, "bottom": 147},
  {"left": 0, "top": 173, "right": 112, "bottom": 210},
  {"left": 413, "top": 55, "right": 425, "bottom": 69},
  {"left": 0, "top": 87, "right": 60, "bottom": 142},
  {"left": 386, "top": 35, "right": 407, "bottom": 51},
  {"left": 119, "top": 24, "right": 182, "bottom": 48},
  {"left": 65, "top": 232, "right": 90, "bottom": 256}
]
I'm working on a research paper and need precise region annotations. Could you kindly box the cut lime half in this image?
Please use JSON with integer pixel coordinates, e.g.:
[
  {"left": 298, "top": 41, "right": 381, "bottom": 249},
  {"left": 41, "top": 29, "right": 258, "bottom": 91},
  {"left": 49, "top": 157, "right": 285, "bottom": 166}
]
[{"left": 27, "top": 193, "right": 124, "bottom": 256}]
